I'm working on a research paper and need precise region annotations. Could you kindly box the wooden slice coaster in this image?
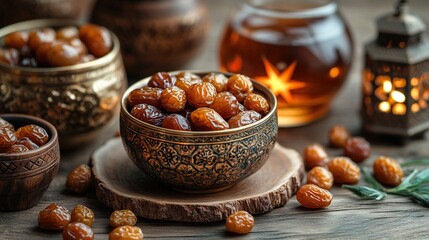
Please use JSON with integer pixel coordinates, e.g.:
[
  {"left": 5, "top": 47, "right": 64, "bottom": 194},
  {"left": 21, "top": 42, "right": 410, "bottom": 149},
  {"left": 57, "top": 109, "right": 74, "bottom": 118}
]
[{"left": 90, "top": 138, "right": 304, "bottom": 222}]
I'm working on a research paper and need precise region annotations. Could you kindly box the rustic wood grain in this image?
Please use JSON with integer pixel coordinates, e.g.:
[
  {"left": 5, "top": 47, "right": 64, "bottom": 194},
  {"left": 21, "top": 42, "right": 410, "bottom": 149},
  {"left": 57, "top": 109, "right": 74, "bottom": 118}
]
[
  {"left": 1, "top": 0, "right": 429, "bottom": 239},
  {"left": 90, "top": 139, "right": 304, "bottom": 222}
]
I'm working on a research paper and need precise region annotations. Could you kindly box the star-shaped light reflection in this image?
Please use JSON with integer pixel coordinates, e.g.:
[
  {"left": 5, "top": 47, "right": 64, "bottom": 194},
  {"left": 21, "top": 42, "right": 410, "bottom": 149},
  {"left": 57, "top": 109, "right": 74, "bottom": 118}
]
[{"left": 255, "top": 57, "right": 307, "bottom": 104}]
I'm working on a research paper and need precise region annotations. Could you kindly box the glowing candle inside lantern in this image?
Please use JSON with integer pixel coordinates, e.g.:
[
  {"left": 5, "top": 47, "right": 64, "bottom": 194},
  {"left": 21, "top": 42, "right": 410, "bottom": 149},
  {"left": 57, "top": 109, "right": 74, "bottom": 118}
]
[
  {"left": 391, "top": 90, "right": 406, "bottom": 103},
  {"left": 393, "top": 103, "right": 406, "bottom": 115},
  {"left": 383, "top": 81, "right": 392, "bottom": 92},
  {"left": 379, "top": 101, "right": 391, "bottom": 112}
]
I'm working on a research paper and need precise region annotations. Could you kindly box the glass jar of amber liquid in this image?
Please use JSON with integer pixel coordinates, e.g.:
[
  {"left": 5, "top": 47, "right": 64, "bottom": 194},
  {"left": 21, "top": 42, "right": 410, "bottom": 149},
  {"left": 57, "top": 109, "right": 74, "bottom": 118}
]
[{"left": 219, "top": 0, "right": 353, "bottom": 127}]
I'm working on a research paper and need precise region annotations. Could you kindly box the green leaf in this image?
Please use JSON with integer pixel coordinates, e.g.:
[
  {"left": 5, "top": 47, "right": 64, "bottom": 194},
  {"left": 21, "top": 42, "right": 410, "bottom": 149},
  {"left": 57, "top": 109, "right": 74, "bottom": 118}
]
[
  {"left": 343, "top": 185, "right": 386, "bottom": 200},
  {"left": 361, "top": 167, "right": 385, "bottom": 191},
  {"left": 416, "top": 185, "right": 429, "bottom": 194},
  {"left": 388, "top": 169, "right": 419, "bottom": 193},
  {"left": 410, "top": 192, "right": 429, "bottom": 207},
  {"left": 410, "top": 168, "right": 429, "bottom": 187},
  {"left": 401, "top": 159, "right": 429, "bottom": 167}
]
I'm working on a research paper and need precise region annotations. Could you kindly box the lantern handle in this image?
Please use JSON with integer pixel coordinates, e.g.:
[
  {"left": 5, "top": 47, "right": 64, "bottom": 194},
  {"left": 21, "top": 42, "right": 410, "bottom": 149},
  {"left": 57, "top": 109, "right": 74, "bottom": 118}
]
[{"left": 394, "top": 0, "right": 409, "bottom": 17}]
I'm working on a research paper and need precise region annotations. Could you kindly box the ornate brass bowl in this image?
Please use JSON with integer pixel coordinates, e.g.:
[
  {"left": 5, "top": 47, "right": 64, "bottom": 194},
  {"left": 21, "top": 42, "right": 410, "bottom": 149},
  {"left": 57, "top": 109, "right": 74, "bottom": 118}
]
[
  {"left": 120, "top": 71, "right": 278, "bottom": 192},
  {"left": 0, "top": 19, "right": 127, "bottom": 149},
  {"left": 0, "top": 114, "right": 60, "bottom": 211}
]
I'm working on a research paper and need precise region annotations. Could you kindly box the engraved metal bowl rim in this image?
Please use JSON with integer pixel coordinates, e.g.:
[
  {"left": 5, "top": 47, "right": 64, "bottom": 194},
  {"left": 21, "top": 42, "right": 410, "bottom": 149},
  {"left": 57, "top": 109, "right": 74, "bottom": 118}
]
[
  {"left": 120, "top": 70, "right": 278, "bottom": 136},
  {"left": 0, "top": 19, "right": 120, "bottom": 76},
  {"left": 0, "top": 113, "right": 59, "bottom": 160}
]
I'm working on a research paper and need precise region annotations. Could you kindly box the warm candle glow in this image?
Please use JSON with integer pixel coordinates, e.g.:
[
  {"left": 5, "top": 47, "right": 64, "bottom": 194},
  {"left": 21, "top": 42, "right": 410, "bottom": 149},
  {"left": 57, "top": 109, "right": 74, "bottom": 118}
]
[
  {"left": 391, "top": 90, "right": 406, "bottom": 103},
  {"left": 411, "top": 87, "right": 419, "bottom": 100},
  {"left": 393, "top": 78, "right": 406, "bottom": 88},
  {"left": 392, "top": 103, "right": 406, "bottom": 115},
  {"left": 412, "top": 103, "right": 420, "bottom": 112},
  {"left": 375, "top": 75, "right": 390, "bottom": 85},
  {"left": 329, "top": 67, "right": 340, "bottom": 78},
  {"left": 378, "top": 101, "right": 391, "bottom": 112},
  {"left": 411, "top": 77, "right": 419, "bottom": 86},
  {"left": 383, "top": 81, "right": 392, "bottom": 92},
  {"left": 375, "top": 87, "right": 388, "bottom": 100}
]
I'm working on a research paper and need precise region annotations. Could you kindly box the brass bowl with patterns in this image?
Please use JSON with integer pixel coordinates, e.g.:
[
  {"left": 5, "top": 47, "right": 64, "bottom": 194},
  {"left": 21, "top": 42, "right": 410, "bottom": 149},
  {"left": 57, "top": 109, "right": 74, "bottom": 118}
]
[
  {"left": 0, "top": 19, "right": 127, "bottom": 149},
  {"left": 120, "top": 71, "right": 278, "bottom": 193}
]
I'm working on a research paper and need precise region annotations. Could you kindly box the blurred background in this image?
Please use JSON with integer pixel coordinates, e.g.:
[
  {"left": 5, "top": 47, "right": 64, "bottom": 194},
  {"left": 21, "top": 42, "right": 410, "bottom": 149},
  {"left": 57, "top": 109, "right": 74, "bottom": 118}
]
[{"left": 1, "top": 0, "right": 429, "bottom": 123}]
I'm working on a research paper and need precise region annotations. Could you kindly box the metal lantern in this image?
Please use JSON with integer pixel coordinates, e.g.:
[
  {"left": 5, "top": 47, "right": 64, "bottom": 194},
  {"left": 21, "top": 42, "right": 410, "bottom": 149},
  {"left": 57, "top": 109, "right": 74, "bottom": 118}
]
[{"left": 362, "top": 0, "right": 429, "bottom": 137}]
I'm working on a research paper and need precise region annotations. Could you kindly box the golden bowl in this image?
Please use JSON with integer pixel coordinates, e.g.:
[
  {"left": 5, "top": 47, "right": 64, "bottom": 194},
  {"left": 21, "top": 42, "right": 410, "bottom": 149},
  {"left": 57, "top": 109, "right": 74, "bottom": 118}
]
[
  {"left": 0, "top": 113, "right": 60, "bottom": 211},
  {"left": 0, "top": 19, "right": 127, "bottom": 149},
  {"left": 120, "top": 71, "right": 278, "bottom": 193}
]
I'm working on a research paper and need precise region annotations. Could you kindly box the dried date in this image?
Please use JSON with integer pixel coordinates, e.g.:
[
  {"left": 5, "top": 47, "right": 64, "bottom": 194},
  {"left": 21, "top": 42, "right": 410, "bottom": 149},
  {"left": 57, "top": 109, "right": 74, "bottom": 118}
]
[
  {"left": 15, "top": 124, "right": 49, "bottom": 147},
  {"left": 227, "top": 74, "right": 253, "bottom": 102},
  {"left": 187, "top": 82, "right": 217, "bottom": 108},
  {"left": 127, "top": 87, "right": 163, "bottom": 110},
  {"left": 303, "top": 144, "right": 328, "bottom": 170},
  {"left": 160, "top": 86, "right": 187, "bottom": 112},
  {"left": 110, "top": 210, "right": 137, "bottom": 228},
  {"left": 130, "top": 103, "right": 167, "bottom": 127},
  {"left": 4, "top": 31, "right": 28, "bottom": 49},
  {"left": 329, "top": 125, "right": 350, "bottom": 148},
  {"left": 46, "top": 43, "right": 81, "bottom": 67},
  {"left": 38, "top": 203, "right": 71, "bottom": 230},
  {"left": 0, "top": 126, "right": 17, "bottom": 151},
  {"left": 343, "top": 137, "right": 371, "bottom": 163},
  {"left": 109, "top": 225, "right": 143, "bottom": 240},
  {"left": 228, "top": 110, "right": 261, "bottom": 128},
  {"left": 243, "top": 93, "right": 269, "bottom": 116},
  {"left": 190, "top": 107, "right": 229, "bottom": 131},
  {"left": 66, "top": 164, "right": 92, "bottom": 194},
  {"left": 306, "top": 166, "right": 334, "bottom": 190},
  {"left": 373, "top": 156, "right": 404, "bottom": 187},
  {"left": 56, "top": 26, "right": 79, "bottom": 40},
  {"left": 209, "top": 91, "right": 241, "bottom": 120},
  {"left": 17, "top": 137, "right": 40, "bottom": 150},
  {"left": 6, "top": 144, "right": 29, "bottom": 153},
  {"left": 328, "top": 157, "right": 361, "bottom": 185},
  {"left": 296, "top": 184, "right": 333, "bottom": 209},
  {"left": 0, "top": 117, "right": 14, "bottom": 131},
  {"left": 0, "top": 48, "right": 19, "bottom": 64},
  {"left": 202, "top": 72, "right": 228, "bottom": 93},
  {"left": 225, "top": 211, "right": 254, "bottom": 234},
  {"left": 62, "top": 222, "right": 94, "bottom": 240},
  {"left": 71, "top": 204, "right": 95, "bottom": 226},
  {"left": 28, "top": 28, "right": 56, "bottom": 50},
  {"left": 162, "top": 114, "right": 192, "bottom": 131},
  {"left": 79, "top": 23, "right": 112, "bottom": 58},
  {"left": 148, "top": 72, "right": 176, "bottom": 89}
]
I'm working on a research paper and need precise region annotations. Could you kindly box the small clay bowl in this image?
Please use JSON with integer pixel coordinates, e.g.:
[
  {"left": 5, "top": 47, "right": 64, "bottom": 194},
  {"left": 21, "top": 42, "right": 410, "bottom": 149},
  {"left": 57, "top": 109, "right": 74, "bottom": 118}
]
[
  {"left": 0, "top": 114, "right": 60, "bottom": 211},
  {"left": 120, "top": 71, "right": 278, "bottom": 193}
]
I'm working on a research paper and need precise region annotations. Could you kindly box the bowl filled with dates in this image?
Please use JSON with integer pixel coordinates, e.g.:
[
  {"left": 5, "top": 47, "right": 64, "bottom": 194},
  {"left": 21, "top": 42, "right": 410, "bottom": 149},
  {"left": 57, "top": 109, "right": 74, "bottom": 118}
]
[
  {"left": 0, "top": 19, "right": 127, "bottom": 149},
  {"left": 0, "top": 114, "right": 60, "bottom": 211},
  {"left": 120, "top": 71, "right": 278, "bottom": 192}
]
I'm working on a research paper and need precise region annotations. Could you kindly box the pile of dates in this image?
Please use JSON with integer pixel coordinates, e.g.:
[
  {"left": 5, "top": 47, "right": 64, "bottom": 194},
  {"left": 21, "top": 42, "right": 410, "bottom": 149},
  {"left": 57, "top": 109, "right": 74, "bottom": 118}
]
[
  {"left": 0, "top": 117, "right": 49, "bottom": 153},
  {"left": 0, "top": 23, "right": 112, "bottom": 67},
  {"left": 127, "top": 72, "right": 270, "bottom": 131}
]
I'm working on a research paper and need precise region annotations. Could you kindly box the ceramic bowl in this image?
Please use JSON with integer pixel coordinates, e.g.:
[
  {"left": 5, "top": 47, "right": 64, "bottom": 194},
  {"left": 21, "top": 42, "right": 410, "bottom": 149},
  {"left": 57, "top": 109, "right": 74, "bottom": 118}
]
[
  {"left": 0, "top": 114, "right": 60, "bottom": 211},
  {"left": 0, "top": 19, "right": 127, "bottom": 149},
  {"left": 0, "top": 0, "right": 95, "bottom": 28},
  {"left": 91, "top": 0, "right": 209, "bottom": 77},
  {"left": 120, "top": 71, "right": 278, "bottom": 193}
]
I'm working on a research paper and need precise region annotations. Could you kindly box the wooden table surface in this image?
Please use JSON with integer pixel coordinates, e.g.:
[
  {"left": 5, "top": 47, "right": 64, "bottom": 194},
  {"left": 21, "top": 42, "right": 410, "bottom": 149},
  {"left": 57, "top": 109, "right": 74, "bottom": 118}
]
[{"left": 2, "top": 0, "right": 429, "bottom": 239}]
